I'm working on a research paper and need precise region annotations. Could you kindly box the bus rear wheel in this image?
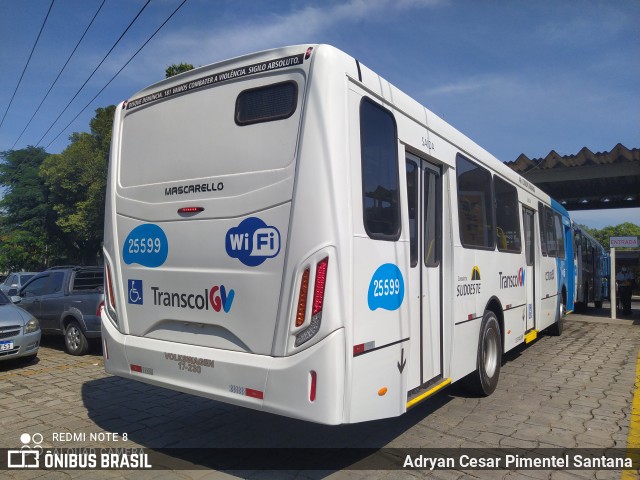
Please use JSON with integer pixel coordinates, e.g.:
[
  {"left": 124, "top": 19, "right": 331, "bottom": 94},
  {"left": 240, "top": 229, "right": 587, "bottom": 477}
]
[
  {"left": 548, "top": 298, "right": 565, "bottom": 336},
  {"left": 465, "top": 310, "right": 502, "bottom": 396}
]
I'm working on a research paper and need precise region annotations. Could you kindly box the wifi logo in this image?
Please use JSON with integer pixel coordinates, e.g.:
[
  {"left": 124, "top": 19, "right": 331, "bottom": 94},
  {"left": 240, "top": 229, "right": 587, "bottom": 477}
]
[{"left": 225, "top": 217, "right": 281, "bottom": 267}]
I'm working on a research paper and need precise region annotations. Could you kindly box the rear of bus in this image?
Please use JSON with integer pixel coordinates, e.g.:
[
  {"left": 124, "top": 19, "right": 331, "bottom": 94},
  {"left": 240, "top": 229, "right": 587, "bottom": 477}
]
[{"left": 102, "top": 45, "right": 348, "bottom": 424}]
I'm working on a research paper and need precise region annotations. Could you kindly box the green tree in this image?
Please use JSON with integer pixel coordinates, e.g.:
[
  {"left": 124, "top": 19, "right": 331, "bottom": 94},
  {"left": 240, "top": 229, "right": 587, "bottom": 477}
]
[
  {"left": 40, "top": 106, "right": 113, "bottom": 264},
  {"left": 0, "top": 146, "right": 59, "bottom": 270},
  {"left": 90, "top": 105, "right": 116, "bottom": 160},
  {"left": 165, "top": 62, "right": 194, "bottom": 78}
]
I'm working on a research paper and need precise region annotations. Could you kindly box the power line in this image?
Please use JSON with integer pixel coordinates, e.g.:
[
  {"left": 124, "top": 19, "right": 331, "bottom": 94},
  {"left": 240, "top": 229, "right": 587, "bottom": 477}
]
[
  {"left": 11, "top": 0, "right": 107, "bottom": 150},
  {"left": 0, "top": 0, "right": 55, "bottom": 130},
  {"left": 45, "top": 0, "right": 188, "bottom": 150},
  {"left": 36, "top": 0, "right": 152, "bottom": 148}
]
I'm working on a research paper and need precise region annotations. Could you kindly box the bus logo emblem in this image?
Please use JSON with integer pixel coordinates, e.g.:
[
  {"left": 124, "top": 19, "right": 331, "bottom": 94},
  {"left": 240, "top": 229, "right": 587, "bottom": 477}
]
[
  {"left": 471, "top": 266, "right": 481, "bottom": 280},
  {"left": 225, "top": 217, "right": 281, "bottom": 267}
]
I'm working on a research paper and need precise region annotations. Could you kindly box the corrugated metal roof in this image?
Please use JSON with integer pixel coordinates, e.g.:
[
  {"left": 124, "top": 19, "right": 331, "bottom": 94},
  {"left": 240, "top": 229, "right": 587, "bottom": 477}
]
[{"left": 505, "top": 144, "right": 640, "bottom": 211}]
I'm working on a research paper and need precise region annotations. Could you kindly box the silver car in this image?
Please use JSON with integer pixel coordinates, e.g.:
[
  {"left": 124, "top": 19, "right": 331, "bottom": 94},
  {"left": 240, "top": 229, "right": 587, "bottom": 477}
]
[
  {"left": 0, "top": 272, "right": 38, "bottom": 296},
  {"left": 0, "top": 290, "right": 40, "bottom": 362}
]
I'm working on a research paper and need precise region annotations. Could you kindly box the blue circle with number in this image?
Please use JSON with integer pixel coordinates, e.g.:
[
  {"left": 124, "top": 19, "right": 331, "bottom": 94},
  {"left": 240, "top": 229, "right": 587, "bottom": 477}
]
[
  {"left": 367, "top": 263, "right": 405, "bottom": 311},
  {"left": 123, "top": 224, "right": 168, "bottom": 268}
]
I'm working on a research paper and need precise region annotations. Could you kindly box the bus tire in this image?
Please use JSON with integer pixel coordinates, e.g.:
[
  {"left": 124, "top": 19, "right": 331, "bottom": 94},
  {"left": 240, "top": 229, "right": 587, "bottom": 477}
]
[
  {"left": 465, "top": 310, "right": 502, "bottom": 396},
  {"left": 548, "top": 298, "right": 565, "bottom": 336}
]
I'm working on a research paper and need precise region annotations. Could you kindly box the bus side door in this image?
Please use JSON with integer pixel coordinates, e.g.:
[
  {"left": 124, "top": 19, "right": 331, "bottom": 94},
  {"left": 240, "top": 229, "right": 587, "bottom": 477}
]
[
  {"left": 405, "top": 153, "right": 443, "bottom": 391},
  {"left": 522, "top": 207, "right": 536, "bottom": 332}
]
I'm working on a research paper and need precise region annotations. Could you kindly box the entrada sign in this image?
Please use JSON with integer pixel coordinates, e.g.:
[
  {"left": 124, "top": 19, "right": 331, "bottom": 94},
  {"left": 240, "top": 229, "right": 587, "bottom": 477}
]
[{"left": 610, "top": 236, "right": 639, "bottom": 248}]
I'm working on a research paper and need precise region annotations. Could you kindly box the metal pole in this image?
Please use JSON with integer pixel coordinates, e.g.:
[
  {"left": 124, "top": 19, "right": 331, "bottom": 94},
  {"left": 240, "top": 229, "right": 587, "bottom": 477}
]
[{"left": 610, "top": 247, "right": 616, "bottom": 319}]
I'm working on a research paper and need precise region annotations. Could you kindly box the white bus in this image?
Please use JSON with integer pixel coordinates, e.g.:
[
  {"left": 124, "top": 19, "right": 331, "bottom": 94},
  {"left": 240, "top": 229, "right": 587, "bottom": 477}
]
[{"left": 102, "top": 44, "right": 567, "bottom": 424}]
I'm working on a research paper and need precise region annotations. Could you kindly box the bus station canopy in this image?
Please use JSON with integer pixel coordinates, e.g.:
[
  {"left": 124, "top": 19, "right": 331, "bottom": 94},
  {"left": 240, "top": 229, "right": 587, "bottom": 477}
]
[{"left": 505, "top": 144, "right": 640, "bottom": 211}]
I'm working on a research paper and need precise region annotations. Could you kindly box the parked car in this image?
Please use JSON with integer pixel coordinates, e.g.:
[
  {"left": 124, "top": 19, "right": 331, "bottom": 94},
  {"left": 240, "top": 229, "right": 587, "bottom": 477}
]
[
  {"left": 0, "top": 272, "right": 38, "bottom": 296},
  {"left": 12, "top": 266, "right": 104, "bottom": 355},
  {"left": 0, "top": 289, "right": 40, "bottom": 362}
]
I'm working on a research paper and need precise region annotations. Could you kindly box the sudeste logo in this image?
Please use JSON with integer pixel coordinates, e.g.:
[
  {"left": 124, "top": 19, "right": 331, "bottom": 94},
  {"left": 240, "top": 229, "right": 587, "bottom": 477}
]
[{"left": 225, "top": 217, "right": 281, "bottom": 267}]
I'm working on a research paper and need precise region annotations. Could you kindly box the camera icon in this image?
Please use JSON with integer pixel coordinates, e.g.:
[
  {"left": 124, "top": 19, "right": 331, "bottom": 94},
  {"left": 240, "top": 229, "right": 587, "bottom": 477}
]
[{"left": 7, "top": 433, "right": 43, "bottom": 468}]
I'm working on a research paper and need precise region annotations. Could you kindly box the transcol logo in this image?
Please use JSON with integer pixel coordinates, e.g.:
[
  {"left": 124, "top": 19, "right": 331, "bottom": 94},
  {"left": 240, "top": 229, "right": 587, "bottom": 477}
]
[
  {"left": 498, "top": 267, "right": 525, "bottom": 289},
  {"left": 225, "top": 217, "right": 281, "bottom": 267},
  {"left": 150, "top": 284, "right": 235, "bottom": 313},
  {"left": 128, "top": 279, "right": 235, "bottom": 313}
]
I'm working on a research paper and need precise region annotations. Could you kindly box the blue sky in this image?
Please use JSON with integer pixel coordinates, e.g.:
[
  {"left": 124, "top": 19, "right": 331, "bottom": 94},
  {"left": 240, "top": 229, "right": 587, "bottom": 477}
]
[{"left": 0, "top": 0, "right": 638, "bottom": 228}]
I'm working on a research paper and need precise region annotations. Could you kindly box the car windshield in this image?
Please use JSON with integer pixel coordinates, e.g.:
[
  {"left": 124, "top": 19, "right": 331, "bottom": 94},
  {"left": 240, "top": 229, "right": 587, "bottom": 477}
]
[{"left": 0, "top": 290, "right": 9, "bottom": 305}]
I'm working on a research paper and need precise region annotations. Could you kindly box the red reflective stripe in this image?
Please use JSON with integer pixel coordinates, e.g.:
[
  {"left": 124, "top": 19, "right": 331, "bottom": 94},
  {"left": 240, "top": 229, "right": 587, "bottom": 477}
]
[
  {"left": 105, "top": 264, "right": 116, "bottom": 309},
  {"left": 246, "top": 388, "right": 263, "bottom": 400},
  {"left": 130, "top": 364, "right": 142, "bottom": 372},
  {"left": 310, "top": 371, "right": 317, "bottom": 402},
  {"left": 353, "top": 344, "right": 365, "bottom": 355}
]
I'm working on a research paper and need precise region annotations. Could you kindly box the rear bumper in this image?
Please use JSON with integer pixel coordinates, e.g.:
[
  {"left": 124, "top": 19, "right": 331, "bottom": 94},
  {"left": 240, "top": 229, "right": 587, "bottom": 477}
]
[{"left": 101, "top": 318, "right": 346, "bottom": 424}]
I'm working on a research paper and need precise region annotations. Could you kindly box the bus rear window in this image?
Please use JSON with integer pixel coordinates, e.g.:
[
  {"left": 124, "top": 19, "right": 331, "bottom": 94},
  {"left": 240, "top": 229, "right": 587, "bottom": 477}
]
[
  {"left": 236, "top": 81, "right": 297, "bottom": 125},
  {"left": 119, "top": 72, "right": 304, "bottom": 188}
]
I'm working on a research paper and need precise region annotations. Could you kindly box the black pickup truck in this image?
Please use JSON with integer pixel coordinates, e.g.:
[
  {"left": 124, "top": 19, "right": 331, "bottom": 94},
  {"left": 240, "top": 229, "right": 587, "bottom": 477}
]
[{"left": 10, "top": 266, "right": 104, "bottom": 355}]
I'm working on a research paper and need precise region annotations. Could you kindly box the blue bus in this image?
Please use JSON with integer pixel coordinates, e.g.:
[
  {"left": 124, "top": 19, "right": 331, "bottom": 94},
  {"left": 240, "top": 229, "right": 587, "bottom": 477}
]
[{"left": 572, "top": 224, "right": 606, "bottom": 311}]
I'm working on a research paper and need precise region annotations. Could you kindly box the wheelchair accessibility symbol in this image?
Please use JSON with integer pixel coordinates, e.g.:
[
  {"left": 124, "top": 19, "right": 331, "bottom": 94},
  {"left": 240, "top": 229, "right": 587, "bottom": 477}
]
[{"left": 128, "top": 279, "right": 143, "bottom": 305}]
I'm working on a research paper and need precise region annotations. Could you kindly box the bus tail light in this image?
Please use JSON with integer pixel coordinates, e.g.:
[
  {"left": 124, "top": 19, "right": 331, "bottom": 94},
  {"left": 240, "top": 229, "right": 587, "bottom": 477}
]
[
  {"left": 295, "top": 268, "right": 310, "bottom": 327},
  {"left": 295, "top": 257, "right": 328, "bottom": 347},
  {"left": 312, "top": 257, "right": 328, "bottom": 316}
]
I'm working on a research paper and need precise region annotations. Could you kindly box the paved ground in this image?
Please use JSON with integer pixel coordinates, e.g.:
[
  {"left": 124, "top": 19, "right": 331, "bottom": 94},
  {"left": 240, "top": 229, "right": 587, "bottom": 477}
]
[{"left": 0, "top": 303, "right": 638, "bottom": 480}]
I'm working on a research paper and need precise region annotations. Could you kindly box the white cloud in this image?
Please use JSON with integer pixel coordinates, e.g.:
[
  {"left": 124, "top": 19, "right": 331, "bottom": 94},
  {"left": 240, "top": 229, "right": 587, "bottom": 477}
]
[
  {"left": 421, "top": 74, "right": 518, "bottom": 97},
  {"left": 129, "top": 0, "right": 444, "bottom": 74}
]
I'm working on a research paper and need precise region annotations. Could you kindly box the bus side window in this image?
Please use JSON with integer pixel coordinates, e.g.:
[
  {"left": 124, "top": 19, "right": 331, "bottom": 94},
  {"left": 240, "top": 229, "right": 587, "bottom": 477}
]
[
  {"left": 406, "top": 160, "right": 418, "bottom": 266},
  {"left": 544, "top": 206, "right": 558, "bottom": 257},
  {"left": 538, "top": 202, "right": 547, "bottom": 256},
  {"left": 554, "top": 212, "right": 565, "bottom": 259},
  {"left": 456, "top": 154, "right": 494, "bottom": 250},
  {"left": 360, "top": 98, "right": 400, "bottom": 240},
  {"left": 494, "top": 176, "right": 521, "bottom": 253},
  {"left": 424, "top": 167, "right": 441, "bottom": 267}
]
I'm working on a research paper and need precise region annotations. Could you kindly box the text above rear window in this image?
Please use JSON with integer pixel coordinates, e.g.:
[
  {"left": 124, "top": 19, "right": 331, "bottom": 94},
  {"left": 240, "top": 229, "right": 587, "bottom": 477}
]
[{"left": 235, "top": 81, "right": 298, "bottom": 125}]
